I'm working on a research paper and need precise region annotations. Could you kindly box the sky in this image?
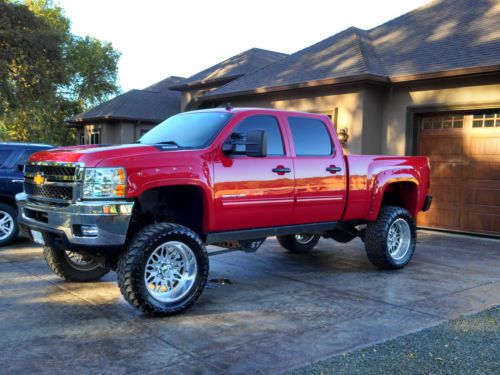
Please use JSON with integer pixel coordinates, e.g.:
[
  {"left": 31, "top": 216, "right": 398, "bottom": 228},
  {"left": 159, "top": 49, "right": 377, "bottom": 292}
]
[{"left": 56, "top": 0, "right": 432, "bottom": 92}]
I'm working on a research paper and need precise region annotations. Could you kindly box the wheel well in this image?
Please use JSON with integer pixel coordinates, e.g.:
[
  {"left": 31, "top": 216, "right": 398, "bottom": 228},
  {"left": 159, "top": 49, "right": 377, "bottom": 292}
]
[
  {"left": 0, "top": 196, "right": 16, "bottom": 208},
  {"left": 129, "top": 185, "right": 205, "bottom": 238},
  {"left": 380, "top": 182, "right": 418, "bottom": 216}
]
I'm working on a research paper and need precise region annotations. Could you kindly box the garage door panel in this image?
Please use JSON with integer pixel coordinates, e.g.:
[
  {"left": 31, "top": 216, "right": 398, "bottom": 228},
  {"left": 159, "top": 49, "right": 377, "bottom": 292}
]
[
  {"left": 420, "top": 136, "right": 464, "bottom": 155},
  {"left": 429, "top": 162, "right": 466, "bottom": 179},
  {"left": 417, "top": 112, "right": 500, "bottom": 236},
  {"left": 418, "top": 207, "right": 461, "bottom": 229},
  {"left": 465, "top": 188, "right": 500, "bottom": 207},
  {"left": 469, "top": 163, "right": 500, "bottom": 180},
  {"left": 429, "top": 184, "right": 463, "bottom": 204},
  {"left": 466, "top": 211, "right": 500, "bottom": 235},
  {"left": 469, "top": 136, "right": 500, "bottom": 156}
]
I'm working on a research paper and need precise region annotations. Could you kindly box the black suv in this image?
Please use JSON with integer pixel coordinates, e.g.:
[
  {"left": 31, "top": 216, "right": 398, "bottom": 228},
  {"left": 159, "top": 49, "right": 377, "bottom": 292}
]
[{"left": 0, "top": 142, "right": 54, "bottom": 245}]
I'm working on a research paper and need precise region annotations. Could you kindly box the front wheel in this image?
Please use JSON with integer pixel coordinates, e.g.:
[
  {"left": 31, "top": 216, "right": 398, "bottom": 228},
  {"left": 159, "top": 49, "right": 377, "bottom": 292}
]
[
  {"left": 365, "top": 206, "right": 416, "bottom": 270},
  {"left": 277, "top": 233, "right": 320, "bottom": 253},
  {"left": 43, "top": 246, "right": 110, "bottom": 281},
  {"left": 0, "top": 203, "right": 19, "bottom": 246},
  {"left": 117, "top": 223, "right": 209, "bottom": 316}
]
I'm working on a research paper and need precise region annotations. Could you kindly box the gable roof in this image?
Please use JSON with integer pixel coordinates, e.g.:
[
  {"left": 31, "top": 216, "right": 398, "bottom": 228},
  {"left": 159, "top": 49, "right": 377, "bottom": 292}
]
[
  {"left": 170, "top": 48, "right": 288, "bottom": 91},
  {"left": 67, "top": 76, "right": 184, "bottom": 124},
  {"left": 205, "top": 0, "right": 500, "bottom": 99}
]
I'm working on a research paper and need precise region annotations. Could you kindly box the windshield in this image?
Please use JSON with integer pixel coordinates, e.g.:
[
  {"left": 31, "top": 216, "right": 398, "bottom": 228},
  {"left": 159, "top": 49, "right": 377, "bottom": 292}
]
[{"left": 139, "top": 112, "right": 234, "bottom": 149}]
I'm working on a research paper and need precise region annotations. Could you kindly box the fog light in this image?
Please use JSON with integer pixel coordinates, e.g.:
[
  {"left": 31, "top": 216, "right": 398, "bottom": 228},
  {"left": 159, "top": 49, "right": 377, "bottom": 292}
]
[{"left": 81, "top": 225, "right": 98, "bottom": 237}]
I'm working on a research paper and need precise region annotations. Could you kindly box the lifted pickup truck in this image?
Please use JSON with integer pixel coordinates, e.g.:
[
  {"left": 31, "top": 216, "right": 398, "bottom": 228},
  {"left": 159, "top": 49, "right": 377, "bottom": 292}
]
[{"left": 17, "top": 108, "right": 432, "bottom": 316}]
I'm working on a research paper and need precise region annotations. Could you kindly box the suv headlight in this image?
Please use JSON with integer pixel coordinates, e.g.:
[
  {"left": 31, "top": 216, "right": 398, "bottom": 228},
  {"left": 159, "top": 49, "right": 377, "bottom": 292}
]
[{"left": 83, "top": 167, "right": 126, "bottom": 199}]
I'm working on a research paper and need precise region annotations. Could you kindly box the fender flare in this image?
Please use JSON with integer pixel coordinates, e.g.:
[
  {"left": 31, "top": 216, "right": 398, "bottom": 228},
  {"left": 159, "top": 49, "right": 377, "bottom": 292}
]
[
  {"left": 367, "top": 169, "right": 421, "bottom": 221},
  {"left": 131, "top": 178, "right": 214, "bottom": 232}
]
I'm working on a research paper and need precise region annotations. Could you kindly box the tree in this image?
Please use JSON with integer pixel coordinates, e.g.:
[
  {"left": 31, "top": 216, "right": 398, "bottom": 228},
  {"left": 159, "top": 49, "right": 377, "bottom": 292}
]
[{"left": 0, "top": 0, "right": 120, "bottom": 145}]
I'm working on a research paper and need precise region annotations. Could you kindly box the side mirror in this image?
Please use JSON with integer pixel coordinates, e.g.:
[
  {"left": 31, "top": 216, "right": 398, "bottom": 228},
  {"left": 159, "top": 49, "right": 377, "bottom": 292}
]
[
  {"left": 245, "top": 129, "right": 267, "bottom": 157},
  {"left": 17, "top": 164, "right": 24, "bottom": 172},
  {"left": 222, "top": 129, "right": 268, "bottom": 158}
]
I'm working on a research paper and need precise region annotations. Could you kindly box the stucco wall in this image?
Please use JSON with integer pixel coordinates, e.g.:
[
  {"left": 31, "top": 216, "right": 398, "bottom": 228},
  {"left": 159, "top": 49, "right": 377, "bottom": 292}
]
[
  {"left": 221, "top": 86, "right": 366, "bottom": 154},
  {"left": 381, "top": 78, "right": 500, "bottom": 155}
]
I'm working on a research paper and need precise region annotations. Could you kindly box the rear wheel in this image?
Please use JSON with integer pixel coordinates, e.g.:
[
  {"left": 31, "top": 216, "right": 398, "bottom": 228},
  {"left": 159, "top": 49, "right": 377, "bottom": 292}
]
[
  {"left": 365, "top": 206, "right": 416, "bottom": 270},
  {"left": 117, "top": 223, "right": 208, "bottom": 316},
  {"left": 43, "top": 246, "right": 110, "bottom": 281},
  {"left": 0, "top": 203, "right": 18, "bottom": 246},
  {"left": 277, "top": 233, "right": 320, "bottom": 253}
]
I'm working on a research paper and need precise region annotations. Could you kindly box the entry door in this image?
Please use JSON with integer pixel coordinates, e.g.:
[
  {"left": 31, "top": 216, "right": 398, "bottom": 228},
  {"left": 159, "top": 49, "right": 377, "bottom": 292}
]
[
  {"left": 286, "top": 116, "right": 347, "bottom": 224},
  {"left": 213, "top": 114, "right": 294, "bottom": 231}
]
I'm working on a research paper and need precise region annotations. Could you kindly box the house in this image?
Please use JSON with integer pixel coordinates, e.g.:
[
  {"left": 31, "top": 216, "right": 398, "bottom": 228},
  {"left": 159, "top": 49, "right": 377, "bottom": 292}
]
[
  {"left": 67, "top": 0, "right": 499, "bottom": 236},
  {"left": 169, "top": 48, "right": 288, "bottom": 110},
  {"left": 191, "top": 0, "right": 500, "bottom": 236},
  {"left": 66, "top": 76, "right": 185, "bottom": 144}
]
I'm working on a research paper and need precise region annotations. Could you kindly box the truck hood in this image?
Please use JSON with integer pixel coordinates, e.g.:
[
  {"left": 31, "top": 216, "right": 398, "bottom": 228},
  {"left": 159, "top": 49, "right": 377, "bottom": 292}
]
[{"left": 29, "top": 144, "right": 162, "bottom": 167}]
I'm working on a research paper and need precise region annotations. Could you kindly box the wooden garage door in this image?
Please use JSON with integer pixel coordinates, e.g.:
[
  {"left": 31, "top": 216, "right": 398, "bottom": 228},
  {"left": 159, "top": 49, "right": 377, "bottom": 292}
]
[{"left": 418, "top": 112, "right": 500, "bottom": 236}]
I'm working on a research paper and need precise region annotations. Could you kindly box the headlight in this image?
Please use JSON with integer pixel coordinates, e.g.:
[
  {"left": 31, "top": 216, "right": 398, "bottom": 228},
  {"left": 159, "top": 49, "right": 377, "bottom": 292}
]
[{"left": 83, "top": 167, "right": 126, "bottom": 199}]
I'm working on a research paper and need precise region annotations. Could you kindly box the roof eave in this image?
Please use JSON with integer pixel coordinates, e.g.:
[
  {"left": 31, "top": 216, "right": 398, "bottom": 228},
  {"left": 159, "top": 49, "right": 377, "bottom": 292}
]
[
  {"left": 169, "top": 75, "right": 244, "bottom": 91},
  {"left": 201, "top": 73, "right": 390, "bottom": 100},
  {"left": 389, "top": 64, "right": 500, "bottom": 83},
  {"left": 66, "top": 116, "right": 164, "bottom": 126}
]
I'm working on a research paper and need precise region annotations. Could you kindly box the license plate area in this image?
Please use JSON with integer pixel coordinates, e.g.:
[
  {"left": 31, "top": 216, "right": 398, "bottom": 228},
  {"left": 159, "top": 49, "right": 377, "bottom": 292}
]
[{"left": 30, "top": 230, "right": 45, "bottom": 245}]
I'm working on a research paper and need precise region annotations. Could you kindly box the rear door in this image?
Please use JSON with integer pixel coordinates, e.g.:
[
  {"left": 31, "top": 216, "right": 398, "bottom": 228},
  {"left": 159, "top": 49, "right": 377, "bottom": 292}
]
[
  {"left": 0, "top": 149, "right": 17, "bottom": 197},
  {"left": 285, "top": 115, "right": 347, "bottom": 224},
  {"left": 213, "top": 114, "right": 294, "bottom": 230}
]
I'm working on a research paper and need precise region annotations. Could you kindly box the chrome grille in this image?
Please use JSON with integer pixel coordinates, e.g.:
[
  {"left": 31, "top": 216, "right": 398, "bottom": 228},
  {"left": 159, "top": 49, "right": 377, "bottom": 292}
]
[
  {"left": 24, "top": 162, "right": 83, "bottom": 202},
  {"left": 24, "top": 164, "right": 76, "bottom": 178},
  {"left": 24, "top": 182, "right": 73, "bottom": 201}
]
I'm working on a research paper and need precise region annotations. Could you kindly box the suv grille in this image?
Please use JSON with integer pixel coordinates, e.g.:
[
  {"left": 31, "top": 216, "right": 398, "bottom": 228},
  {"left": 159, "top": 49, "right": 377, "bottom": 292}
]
[{"left": 24, "top": 182, "right": 73, "bottom": 201}]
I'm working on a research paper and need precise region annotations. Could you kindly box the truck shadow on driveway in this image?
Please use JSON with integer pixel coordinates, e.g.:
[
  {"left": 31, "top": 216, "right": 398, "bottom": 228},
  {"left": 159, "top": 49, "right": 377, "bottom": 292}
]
[{"left": 0, "top": 231, "right": 499, "bottom": 374}]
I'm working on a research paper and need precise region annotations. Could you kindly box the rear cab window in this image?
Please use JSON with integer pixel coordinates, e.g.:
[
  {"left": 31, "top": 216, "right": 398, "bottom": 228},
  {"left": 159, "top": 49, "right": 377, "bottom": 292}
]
[
  {"left": 231, "top": 115, "right": 285, "bottom": 156},
  {"left": 287, "top": 116, "right": 333, "bottom": 156}
]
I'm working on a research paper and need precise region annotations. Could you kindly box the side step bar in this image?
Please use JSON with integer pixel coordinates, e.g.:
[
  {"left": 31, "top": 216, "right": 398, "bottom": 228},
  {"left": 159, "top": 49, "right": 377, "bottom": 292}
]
[{"left": 205, "top": 222, "right": 337, "bottom": 244}]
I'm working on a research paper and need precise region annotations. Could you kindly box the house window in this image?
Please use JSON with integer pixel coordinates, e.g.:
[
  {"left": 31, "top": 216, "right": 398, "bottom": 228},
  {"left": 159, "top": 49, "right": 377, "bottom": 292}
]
[
  {"left": 78, "top": 133, "right": 85, "bottom": 145},
  {"left": 472, "top": 112, "right": 500, "bottom": 128},
  {"left": 88, "top": 128, "right": 101, "bottom": 145},
  {"left": 421, "top": 115, "right": 464, "bottom": 130}
]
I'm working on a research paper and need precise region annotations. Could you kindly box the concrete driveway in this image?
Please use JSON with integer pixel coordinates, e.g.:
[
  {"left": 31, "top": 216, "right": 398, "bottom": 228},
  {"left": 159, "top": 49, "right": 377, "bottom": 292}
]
[{"left": 0, "top": 231, "right": 499, "bottom": 374}]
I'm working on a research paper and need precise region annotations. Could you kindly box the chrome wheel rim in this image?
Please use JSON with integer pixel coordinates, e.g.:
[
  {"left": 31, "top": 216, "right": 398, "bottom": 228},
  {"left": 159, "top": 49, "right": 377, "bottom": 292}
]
[
  {"left": 144, "top": 241, "right": 198, "bottom": 303},
  {"left": 294, "top": 234, "right": 316, "bottom": 245},
  {"left": 0, "top": 210, "right": 14, "bottom": 241},
  {"left": 64, "top": 251, "right": 100, "bottom": 271},
  {"left": 387, "top": 218, "right": 411, "bottom": 260}
]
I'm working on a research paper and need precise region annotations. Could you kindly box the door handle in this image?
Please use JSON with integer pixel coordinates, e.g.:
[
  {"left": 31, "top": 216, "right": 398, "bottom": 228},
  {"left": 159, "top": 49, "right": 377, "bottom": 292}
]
[
  {"left": 11, "top": 179, "right": 23, "bottom": 183},
  {"left": 326, "top": 166, "right": 342, "bottom": 173},
  {"left": 272, "top": 167, "right": 291, "bottom": 174}
]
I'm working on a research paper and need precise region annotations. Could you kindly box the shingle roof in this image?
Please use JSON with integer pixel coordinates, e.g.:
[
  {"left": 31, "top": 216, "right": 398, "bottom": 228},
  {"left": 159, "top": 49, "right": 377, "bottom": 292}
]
[
  {"left": 205, "top": 0, "right": 500, "bottom": 98},
  {"left": 68, "top": 76, "right": 184, "bottom": 124},
  {"left": 170, "top": 48, "right": 288, "bottom": 90}
]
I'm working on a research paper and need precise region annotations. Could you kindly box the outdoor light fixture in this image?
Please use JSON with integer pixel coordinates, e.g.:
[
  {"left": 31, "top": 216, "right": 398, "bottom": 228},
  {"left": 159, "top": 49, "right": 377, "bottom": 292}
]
[{"left": 338, "top": 127, "right": 349, "bottom": 145}]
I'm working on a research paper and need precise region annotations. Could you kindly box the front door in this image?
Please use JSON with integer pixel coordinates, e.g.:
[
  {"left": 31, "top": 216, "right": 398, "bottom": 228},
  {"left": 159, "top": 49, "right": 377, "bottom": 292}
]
[
  {"left": 213, "top": 114, "right": 294, "bottom": 231},
  {"left": 285, "top": 115, "right": 347, "bottom": 224}
]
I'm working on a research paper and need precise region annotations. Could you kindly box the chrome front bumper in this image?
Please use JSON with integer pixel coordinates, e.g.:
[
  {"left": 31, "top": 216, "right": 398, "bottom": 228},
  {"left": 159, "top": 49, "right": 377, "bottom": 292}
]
[{"left": 16, "top": 193, "right": 134, "bottom": 247}]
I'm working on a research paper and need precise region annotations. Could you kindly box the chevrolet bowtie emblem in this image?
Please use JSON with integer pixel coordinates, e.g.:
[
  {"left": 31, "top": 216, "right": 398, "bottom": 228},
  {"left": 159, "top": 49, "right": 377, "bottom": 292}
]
[{"left": 33, "top": 173, "right": 45, "bottom": 185}]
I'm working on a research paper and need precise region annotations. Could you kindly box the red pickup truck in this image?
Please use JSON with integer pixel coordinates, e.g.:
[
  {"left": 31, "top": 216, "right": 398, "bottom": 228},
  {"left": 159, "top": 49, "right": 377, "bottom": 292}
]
[{"left": 16, "top": 108, "right": 432, "bottom": 316}]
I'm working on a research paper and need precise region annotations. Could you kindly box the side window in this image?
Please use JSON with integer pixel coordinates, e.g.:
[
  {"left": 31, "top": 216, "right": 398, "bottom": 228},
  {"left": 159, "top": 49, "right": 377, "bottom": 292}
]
[
  {"left": 16, "top": 150, "right": 38, "bottom": 166},
  {"left": 232, "top": 115, "right": 285, "bottom": 156},
  {"left": 288, "top": 117, "right": 333, "bottom": 156},
  {"left": 0, "top": 150, "right": 13, "bottom": 167}
]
